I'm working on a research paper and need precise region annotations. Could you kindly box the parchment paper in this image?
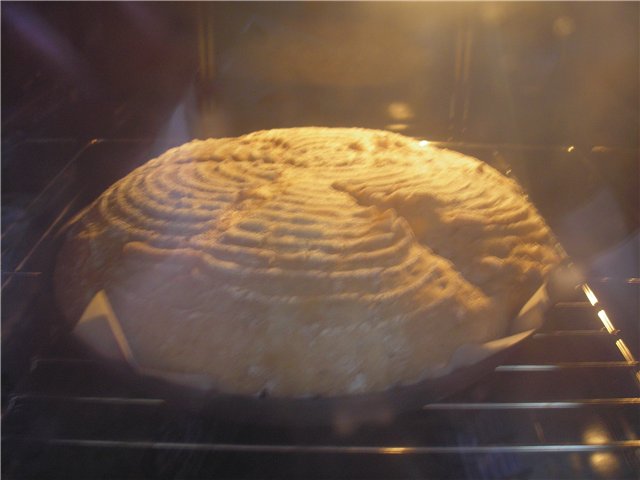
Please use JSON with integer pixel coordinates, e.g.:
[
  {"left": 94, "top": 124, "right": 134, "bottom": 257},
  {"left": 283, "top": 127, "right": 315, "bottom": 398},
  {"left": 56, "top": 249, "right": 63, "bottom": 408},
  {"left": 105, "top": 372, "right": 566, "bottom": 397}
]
[{"left": 74, "top": 282, "right": 551, "bottom": 393}]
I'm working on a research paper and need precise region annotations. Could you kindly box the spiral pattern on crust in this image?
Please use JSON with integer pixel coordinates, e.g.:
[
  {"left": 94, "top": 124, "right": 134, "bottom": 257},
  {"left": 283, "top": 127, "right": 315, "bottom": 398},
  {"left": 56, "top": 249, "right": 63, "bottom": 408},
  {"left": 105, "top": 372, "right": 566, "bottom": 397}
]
[{"left": 91, "top": 129, "right": 465, "bottom": 305}]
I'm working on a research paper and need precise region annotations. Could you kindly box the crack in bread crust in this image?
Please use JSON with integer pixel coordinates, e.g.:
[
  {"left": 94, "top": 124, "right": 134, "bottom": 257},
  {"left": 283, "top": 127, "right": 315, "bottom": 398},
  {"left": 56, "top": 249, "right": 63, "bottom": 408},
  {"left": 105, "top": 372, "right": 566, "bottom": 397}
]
[{"left": 55, "top": 127, "right": 562, "bottom": 397}]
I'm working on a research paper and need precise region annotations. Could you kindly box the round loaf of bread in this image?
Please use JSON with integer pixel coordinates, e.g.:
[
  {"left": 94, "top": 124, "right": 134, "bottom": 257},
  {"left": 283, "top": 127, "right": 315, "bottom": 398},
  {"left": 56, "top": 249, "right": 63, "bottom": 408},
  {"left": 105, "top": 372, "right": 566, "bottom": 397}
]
[{"left": 55, "top": 127, "right": 561, "bottom": 397}]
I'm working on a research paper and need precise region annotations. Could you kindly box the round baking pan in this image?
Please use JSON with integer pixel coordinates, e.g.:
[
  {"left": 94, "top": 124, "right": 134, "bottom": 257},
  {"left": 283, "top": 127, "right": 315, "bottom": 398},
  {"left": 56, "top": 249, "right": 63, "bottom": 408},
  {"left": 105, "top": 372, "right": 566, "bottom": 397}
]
[
  {"left": 139, "top": 331, "right": 534, "bottom": 427},
  {"left": 68, "top": 320, "right": 539, "bottom": 428},
  {"left": 67, "top": 264, "right": 581, "bottom": 427}
]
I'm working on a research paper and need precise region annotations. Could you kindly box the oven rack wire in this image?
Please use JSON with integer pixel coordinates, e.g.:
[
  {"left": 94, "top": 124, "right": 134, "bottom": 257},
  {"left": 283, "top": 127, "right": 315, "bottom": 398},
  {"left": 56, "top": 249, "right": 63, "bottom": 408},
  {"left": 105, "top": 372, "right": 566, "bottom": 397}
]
[{"left": 3, "top": 293, "right": 639, "bottom": 479}]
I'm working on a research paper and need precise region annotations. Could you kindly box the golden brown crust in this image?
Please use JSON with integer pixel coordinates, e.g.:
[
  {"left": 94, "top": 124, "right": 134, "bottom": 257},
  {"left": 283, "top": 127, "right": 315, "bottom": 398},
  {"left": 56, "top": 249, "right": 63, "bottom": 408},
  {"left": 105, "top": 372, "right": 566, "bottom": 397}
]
[{"left": 55, "top": 128, "right": 561, "bottom": 397}]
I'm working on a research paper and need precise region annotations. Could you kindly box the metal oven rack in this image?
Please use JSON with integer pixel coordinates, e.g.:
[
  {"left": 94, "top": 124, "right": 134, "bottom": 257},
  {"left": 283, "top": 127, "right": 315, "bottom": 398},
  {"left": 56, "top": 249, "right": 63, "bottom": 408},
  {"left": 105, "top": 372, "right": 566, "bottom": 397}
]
[{"left": 2, "top": 139, "right": 639, "bottom": 479}]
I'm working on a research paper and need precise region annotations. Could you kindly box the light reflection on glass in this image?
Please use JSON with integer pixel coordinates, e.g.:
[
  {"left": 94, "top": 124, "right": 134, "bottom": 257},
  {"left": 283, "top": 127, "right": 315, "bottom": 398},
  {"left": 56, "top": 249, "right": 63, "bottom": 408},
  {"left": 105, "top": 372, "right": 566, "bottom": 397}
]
[
  {"left": 589, "top": 452, "right": 620, "bottom": 478},
  {"left": 381, "top": 447, "right": 409, "bottom": 455},
  {"left": 597, "top": 310, "right": 616, "bottom": 334},
  {"left": 583, "top": 423, "right": 610, "bottom": 444},
  {"left": 615, "top": 339, "right": 635, "bottom": 363},
  {"left": 387, "top": 102, "right": 414, "bottom": 121},
  {"left": 553, "top": 16, "right": 576, "bottom": 37},
  {"left": 582, "top": 284, "right": 639, "bottom": 368},
  {"left": 582, "top": 284, "right": 598, "bottom": 306},
  {"left": 418, "top": 140, "right": 430, "bottom": 147}
]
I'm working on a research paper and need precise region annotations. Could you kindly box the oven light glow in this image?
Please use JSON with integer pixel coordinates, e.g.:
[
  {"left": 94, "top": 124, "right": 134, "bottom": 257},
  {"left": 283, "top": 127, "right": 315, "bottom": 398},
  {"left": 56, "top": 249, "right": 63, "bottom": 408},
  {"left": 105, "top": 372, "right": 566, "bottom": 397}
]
[
  {"left": 583, "top": 423, "right": 610, "bottom": 444},
  {"left": 589, "top": 452, "right": 621, "bottom": 477},
  {"left": 381, "top": 447, "right": 408, "bottom": 455},
  {"left": 582, "top": 422, "right": 620, "bottom": 477},
  {"left": 567, "top": 145, "right": 575, "bottom": 152},
  {"left": 387, "top": 102, "right": 414, "bottom": 121},
  {"left": 582, "top": 284, "right": 598, "bottom": 306},
  {"left": 582, "top": 423, "right": 623, "bottom": 476},
  {"left": 418, "top": 140, "right": 430, "bottom": 147},
  {"left": 597, "top": 310, "right": 615, "bottom": 334},
  {"left": 385, "top": 123, "right": 409, "bottom": 132}
]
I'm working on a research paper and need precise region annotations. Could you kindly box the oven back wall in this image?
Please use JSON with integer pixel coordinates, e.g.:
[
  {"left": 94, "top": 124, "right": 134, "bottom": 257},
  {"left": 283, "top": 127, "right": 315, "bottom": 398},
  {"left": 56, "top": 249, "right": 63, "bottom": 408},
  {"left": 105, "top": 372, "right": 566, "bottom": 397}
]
[{"left": 2, "top": 2, "right": 638, "bottom": 145}]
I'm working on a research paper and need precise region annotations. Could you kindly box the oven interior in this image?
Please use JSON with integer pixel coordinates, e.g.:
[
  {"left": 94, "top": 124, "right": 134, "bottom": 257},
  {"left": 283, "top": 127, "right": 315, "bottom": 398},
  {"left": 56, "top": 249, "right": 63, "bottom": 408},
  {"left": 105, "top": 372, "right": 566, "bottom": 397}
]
[{"left": 2, "top": 3, "right": 639, "bottom": 479}]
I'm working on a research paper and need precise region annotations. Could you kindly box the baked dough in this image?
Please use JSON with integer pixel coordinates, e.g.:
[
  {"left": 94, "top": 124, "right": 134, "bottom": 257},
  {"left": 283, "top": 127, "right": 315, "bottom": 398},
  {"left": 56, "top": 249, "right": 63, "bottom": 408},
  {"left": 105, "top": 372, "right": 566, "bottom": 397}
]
[{"left": 55, "top": 128, "right": 561, "bottom": 397}]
